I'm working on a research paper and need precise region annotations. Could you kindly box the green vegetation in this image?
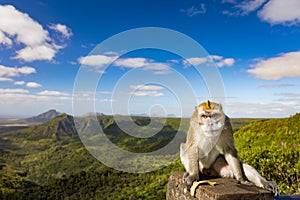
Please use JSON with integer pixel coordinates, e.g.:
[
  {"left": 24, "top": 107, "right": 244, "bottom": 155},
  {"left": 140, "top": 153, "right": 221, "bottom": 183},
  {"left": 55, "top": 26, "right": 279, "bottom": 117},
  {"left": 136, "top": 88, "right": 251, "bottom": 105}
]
[
  {"left": 234, "top": 113, "right": 300, "bottom": 194},
  {"left": 0, "top": 113, "right": 299, "bottom": 199}
]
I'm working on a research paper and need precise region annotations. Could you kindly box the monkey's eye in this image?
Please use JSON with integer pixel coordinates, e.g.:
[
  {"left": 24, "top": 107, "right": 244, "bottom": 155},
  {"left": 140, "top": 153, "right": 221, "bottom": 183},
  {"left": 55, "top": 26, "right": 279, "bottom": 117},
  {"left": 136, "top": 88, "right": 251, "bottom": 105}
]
[{"left": 201, "top": 114, "right": 208, "bottom": 119}]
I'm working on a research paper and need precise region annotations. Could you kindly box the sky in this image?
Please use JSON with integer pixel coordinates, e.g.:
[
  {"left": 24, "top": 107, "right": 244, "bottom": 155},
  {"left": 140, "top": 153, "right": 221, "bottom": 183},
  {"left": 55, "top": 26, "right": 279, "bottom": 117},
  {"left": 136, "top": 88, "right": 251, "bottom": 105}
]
[{"left": 0, "top": 0, "right": 300, "bottom": 118}]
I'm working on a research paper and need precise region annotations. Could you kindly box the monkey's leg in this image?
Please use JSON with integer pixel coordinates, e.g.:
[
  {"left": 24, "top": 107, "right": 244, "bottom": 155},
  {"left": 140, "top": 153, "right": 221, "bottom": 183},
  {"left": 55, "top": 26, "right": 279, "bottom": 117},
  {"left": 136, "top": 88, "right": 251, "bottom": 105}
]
[
  {"left": 211, "top": 156, "right": 279, "bottom": 196},
  {"left": 180, "top": 143, "right": 199, "bottom": 190},
  {"left": 242, "top": 163, "right": 279, "bottom": 196},
  {"left": 223, "top": 146, "right": 249, "bottom": 184},
  {"left": 209, "top": 155, "right": 234, "bottom": 178}
]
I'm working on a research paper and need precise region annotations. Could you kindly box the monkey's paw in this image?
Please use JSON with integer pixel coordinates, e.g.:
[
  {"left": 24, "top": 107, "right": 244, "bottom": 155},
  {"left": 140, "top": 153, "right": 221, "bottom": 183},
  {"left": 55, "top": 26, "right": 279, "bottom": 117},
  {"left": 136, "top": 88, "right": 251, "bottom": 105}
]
[
  {"left": 262, "top": 181, "right": 279, "bottom": 196},
  {"left": 183, "top": 172, "right": 198, "bottom": 190}
]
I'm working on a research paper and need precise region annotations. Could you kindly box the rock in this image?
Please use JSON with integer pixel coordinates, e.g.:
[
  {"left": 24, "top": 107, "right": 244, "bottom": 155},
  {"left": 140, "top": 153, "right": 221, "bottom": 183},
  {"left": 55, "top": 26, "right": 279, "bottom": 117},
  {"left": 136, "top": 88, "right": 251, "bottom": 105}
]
[{"left": 166, "top": 171, "right": 274, "bottom": 200}]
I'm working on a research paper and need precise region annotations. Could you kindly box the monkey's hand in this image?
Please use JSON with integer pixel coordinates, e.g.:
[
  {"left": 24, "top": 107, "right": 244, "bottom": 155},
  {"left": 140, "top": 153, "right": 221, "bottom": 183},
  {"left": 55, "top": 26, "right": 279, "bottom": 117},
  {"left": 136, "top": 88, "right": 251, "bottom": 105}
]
[{"left": 183, "top": 172, "right": 198, "bottom": 190}]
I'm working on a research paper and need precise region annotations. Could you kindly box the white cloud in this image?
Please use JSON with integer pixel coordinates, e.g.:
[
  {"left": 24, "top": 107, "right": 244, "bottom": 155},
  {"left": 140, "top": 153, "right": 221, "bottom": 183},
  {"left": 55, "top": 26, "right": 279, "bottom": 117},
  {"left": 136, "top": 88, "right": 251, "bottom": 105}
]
[
  {"left": 114, "top": 57, "right": 171, "bottom": 74},
  {"left": 114, "top": 58, "right": 147, "bottom": 68},
  {"left": 141, "top": 63, "right": 171, "bottom": 74},
  {"left": 26, "top": 82, "right": 42, "bottom": 88},
  {"left": 216, "top": 58, "right": 235, "bottom": 67},
  {"left": 78, "top": 54, "right": 118, "bottom": 67},
  {"left": 223, "top": 0, "right": 300, "bottom": 26},
  {"left": 258, "top": 0, "right": 300, "bottom": 25},
  {"left": 184, "top": 57, "right": 207, "bottom": 66},
  {"left": 37, "top": 90, "right": 69, "bottom": 96},
  {"left": 184, "top": 55, "right": 235, "bottom": 67},
  {"left": 129, "top": 84, "right": 165, "bottom": 97},
  {"left": 130, "top": 91, "right": 164, "bottom": 97},
  {"left": 259, "top": 84, "right": 295, "bottom": 88},
  {"left": 181, "top": 4, "right": 206, "bottom": 17},
  {"left": 225, "top": 100, "right": 300, "bottom": 118},
  {"left": 0, "top": 77, "right": 13, "bottom": 82},
  {"left": 222, "top": 0, "right": 267, "bottom": 16},
  {"left": 0, "top": 5, "right": 71, "bottom": 61},
  {"left": 14, "top": 44, "right": 57, "bottom": 62},
  {"left": 14, "top": 81, "right": 26, "bottom": 85},
  {"left": 49, "top": 23, "right": 73, "bottom": 38},
  {"left": 130, "top": 85, "right": 164, "bottom": 91},
  {"left": 247, "top": 51, "right": 300, "bottom": 80},
  {"left": 236, "top": 0, "right": 267, "bottom": 15},
  {"left": 79, "top": 54, "right": 171, "bottom": 74},
  {"left": 0, "top": 88, "right": 29, "bottom": 94},
  {"left": 0, "top": 65, "right": 36, "bottom": 82},
  {"left": 0, "top": 31, "right": 12, "bottom": 46},
  {"left": 274, "top": 92, "right": 300, "bottom": 98}
]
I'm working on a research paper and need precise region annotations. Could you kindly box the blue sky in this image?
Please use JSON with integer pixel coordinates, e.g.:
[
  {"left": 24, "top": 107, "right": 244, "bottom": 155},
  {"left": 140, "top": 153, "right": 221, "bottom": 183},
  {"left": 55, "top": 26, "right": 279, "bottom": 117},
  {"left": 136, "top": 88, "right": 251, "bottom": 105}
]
[{"left": 0, "top": 0, "right": 300, "bottom": 118}]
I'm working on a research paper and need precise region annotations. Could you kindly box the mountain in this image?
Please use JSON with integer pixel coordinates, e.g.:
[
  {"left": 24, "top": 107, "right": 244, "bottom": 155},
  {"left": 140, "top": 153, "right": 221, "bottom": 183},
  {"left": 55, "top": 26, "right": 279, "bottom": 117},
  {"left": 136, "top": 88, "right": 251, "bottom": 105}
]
[
  {"left": 0, "top": 110, "right": 62, "bottom": 134},
  {"left": 0, "top": 109, "right": 62, "bottom": 126},
  {"left": 25, "top": 109, "right": 62, "bottom": 124},
  {"left": 0, "top": 114, "right": 299, "bottom": 198}
]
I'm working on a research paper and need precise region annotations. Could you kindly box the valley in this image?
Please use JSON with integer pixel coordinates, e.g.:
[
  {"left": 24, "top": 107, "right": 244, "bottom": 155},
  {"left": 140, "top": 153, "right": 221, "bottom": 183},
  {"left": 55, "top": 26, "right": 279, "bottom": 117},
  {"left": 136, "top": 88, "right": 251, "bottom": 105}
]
[{"left": 0, "top": 111, "right": 299, "bottom": 199}]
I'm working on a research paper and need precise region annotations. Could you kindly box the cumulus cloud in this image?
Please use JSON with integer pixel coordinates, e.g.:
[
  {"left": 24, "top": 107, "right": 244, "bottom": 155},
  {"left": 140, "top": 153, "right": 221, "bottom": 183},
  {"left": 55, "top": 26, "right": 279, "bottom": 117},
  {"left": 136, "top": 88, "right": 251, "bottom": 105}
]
[
  {"left": 79, "top": 54, "right": 171, "bottom": 74},
  {"left": 222, "top": 0, "right": 267, "bottom": 16},
  {"left": 225, "top": 100, "right": 300, "bottom": 117},
  {"left": 141, "top": 63, "right": 171, "bottom": 75},
  {"left": 274, "top": 92, "right": 300, "bottom": 97},
  {"left": 49, "top": 23, "right": 73, "bottom": 38},
  {"left": 114, "top": 58, "right": 147, "bottom": 68},
  {"left": 14, "top": 81, "right": 26, "bottom": 85},
  {"left": 247, "top": 51, "right": 300, "bottom": 80},
  {"left": 129, "top": 84, "right": 165, "bottom": 97},
  {"left": 236, "top": 0, "right": 267, "bottom": 15},
  {"left": 37, "top": 90, "right": 69, "bottom": 96},
  {"left": 130, "top": 91, "right": 164, "bottom": 97},
  {"left": 184, "top": 55, "right": 235, "bottom": 67},
  {"left": 258, "top": 0, "right": 300, "bottom": 25},
  {"left": 0, "top": 77, "right": 13, "bottom": 82},
  {"left": 0, "top": 65, "right": 36, "bottom": 82},
  {"left": 0, "top": 5, "right": 72, "bottom": 61},
  {"left": 14, "top": 44, "right": 57, "bottom": 61},
  {"left": 78, "top": 54, "right": 118, "bottom": 67},
  {"left": 216, "top": 58, "right": 235, "bottom": 67},
  {"left": 259, "top": 84, "right": 295, "bottom": 88},
  {"left": 130, "top": 85, "right": 164, "bottom": 91},
  {"left": 116, "top": 58, "right": 171, "bottom": 74},
  {"left": 0, "top": 88, "right": 29, "bottom": 94},
  {"left": 26, "top": 82, "right": 42, "bottom": 88},
  {"left": 0, "top": 31, "right": 12, "bottom": 46},
  {"left": 222, "top": 0, "right": 300, "bottom": 26}
]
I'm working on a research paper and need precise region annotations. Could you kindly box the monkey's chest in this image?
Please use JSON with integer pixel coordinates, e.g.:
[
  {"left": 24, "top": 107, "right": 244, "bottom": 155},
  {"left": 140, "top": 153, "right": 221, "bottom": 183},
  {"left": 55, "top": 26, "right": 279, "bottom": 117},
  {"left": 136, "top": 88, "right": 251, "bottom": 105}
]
[{"left": 198, "top": 147, "right": 220, "bottom": 170}]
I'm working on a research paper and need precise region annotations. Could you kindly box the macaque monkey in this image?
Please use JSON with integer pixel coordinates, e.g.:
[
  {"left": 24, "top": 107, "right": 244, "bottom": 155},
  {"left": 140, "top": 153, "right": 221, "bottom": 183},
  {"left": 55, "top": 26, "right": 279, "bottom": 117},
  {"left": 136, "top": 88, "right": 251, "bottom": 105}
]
[{"left": 180, "top": 101, "right": 279, "bottom": 195}]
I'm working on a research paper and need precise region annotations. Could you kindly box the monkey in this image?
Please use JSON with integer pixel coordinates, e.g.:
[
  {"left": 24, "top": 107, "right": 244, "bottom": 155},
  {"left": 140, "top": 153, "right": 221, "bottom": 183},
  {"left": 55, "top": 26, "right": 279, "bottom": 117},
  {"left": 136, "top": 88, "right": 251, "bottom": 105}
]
[{"left": 180, "top": 100, "right": 279, "bottom": 196}]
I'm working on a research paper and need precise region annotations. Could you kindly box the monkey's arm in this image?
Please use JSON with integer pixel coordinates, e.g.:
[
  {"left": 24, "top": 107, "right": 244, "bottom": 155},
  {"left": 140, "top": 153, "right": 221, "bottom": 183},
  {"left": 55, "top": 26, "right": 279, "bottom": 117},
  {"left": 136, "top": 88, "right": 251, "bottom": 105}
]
[
  {"left": 223, "top": 145, "right": 248, "bottom": 183},
  {"left": 180, "top": 143, "right": 200, "bottom": 190},
  {"left": 220, "top": 117, "right": 248, "bottom": 183}
]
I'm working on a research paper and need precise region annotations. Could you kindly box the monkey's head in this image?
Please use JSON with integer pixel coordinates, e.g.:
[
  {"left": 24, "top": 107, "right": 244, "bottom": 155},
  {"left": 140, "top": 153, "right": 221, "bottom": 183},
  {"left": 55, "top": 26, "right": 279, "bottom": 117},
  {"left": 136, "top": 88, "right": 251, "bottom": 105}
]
[{"left": 194, "top": 100, "right": 225, "bottom": 134}]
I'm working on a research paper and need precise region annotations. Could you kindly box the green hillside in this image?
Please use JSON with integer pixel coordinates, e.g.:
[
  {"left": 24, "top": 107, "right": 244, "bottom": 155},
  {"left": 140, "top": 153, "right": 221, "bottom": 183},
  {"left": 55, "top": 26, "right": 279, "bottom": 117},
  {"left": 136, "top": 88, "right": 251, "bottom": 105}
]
[
  {"left": 234, "top": 113, "right": 300, "bottom": 194},
  {"left": 0, "top": 114, "right": 299, "bottom": 199}
]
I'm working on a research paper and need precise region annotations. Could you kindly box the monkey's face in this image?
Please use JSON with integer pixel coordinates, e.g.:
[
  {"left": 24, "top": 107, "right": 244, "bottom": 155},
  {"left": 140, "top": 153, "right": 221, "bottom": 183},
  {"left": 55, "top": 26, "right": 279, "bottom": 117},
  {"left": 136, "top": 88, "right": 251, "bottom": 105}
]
[{"left": 196, "top": 101, "right": 225, "bottom": 134}]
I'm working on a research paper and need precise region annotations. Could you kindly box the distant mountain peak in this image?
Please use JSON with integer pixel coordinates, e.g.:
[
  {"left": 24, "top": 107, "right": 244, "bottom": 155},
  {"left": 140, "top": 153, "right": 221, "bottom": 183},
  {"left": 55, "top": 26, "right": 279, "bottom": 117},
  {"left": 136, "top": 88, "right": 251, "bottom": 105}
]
[{"left": 26, "top": 109, "right": 62, "bottom": 124}]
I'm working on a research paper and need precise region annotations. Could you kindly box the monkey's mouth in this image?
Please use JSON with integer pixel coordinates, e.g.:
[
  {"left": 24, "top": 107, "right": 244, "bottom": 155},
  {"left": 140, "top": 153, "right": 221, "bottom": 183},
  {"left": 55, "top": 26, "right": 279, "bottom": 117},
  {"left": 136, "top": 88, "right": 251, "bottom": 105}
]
[{"left": 201, "top": 123, "right": 223, "bottom": 132}]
